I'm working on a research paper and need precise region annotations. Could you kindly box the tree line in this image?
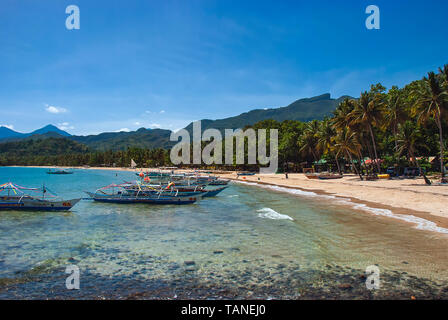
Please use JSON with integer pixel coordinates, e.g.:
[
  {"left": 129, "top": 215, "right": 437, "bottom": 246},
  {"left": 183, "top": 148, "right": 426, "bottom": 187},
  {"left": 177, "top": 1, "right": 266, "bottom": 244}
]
[{"left": 0, "top": 139, "right": 171, "bottom": 168}]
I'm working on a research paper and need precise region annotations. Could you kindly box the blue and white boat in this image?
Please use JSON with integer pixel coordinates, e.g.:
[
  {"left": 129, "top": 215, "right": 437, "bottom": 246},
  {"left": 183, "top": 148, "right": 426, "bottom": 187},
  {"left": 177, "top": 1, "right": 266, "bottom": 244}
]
[{"left": 0, "top": 182, "right": 80, "bottom": 211}]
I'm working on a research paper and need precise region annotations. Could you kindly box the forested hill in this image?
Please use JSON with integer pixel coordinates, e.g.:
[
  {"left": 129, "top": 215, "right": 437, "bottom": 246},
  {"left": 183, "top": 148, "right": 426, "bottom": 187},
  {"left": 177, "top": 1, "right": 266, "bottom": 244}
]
[
  {"left": 70, "top": 128, "right": 175, "bottom": 151},
  {"left": 184, "top": 93, "right": 351, "bottom": 133},
  {"left": 0, "top": 137, "right": 170, "bottom": 167},
  {"left": 0, "top": 128, "right": 175, "bottom": 152},
  {"left": 0, "top": 137, "right": 88, "bottom": 156},
  {"left": 0, "top": 138, "right": 89, "bottom": 166}
]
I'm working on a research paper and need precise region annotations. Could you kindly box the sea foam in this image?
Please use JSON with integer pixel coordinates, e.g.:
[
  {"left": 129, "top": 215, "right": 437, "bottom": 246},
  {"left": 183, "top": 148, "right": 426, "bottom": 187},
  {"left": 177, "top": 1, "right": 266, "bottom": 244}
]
[
  {"left": 238, "top": 180, "right": 448, "bottom": 235},
  {"left": 257, "top": 208, "right": 294, "bottom": 221}
]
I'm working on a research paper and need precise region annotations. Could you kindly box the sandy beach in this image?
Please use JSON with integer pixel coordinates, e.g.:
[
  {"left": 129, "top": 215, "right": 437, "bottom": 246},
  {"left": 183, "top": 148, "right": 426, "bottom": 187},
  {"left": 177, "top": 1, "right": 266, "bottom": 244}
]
[{"left": 213, "top": 172, "right": 448, "bottom": 229}]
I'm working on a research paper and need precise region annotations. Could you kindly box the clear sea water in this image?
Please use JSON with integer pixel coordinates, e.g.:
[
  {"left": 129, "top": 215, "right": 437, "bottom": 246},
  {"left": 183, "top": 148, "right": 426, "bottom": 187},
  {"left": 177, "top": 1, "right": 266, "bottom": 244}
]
[{"left": 1, "top": 167, "right": 448, "bottom": 299}]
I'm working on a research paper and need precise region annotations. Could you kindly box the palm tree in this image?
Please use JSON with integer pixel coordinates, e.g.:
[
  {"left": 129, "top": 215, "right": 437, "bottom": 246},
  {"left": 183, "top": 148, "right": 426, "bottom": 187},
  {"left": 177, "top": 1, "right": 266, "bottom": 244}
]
[
  {"left": 439, "top": 64, "right": 448, "bottom": 122},
  {"left": 334, "top": 128, "right": 363, "bottom": 179},
  {"left": 350, "top": 91, "right": 385, "bottom": 173},
  {"left": 439, "top": 64, "right": 448, "bottom": 85},
  {"left": 299, "top": 121, "right": 320, "bottom": 161},
  {"left": 396, "top": 121, "right": 431, "bottom": 184},
  {"left": 396, "top": 121, "right": 425, "bottom": 166},
  {"left": 332, "top": 98, "right": 356, "bottom": 131},
  {"left": 318, "top": 119, "right": 340, "bottom": 173},
  {"left": 385, "top": 86, "right": 408, "bottom": 155},
  {"left": 413, "top": 71, "right": 448, "bottom": 181}
]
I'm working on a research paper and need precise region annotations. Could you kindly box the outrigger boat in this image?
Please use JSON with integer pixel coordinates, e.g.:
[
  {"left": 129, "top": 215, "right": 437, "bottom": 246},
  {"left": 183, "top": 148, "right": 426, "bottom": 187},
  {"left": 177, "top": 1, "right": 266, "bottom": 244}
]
[
  {"left": 317, "top": 174, "right": 343, "bottom": 180},
  {"left": 237, "top": 172, "right": 256, "bottom": 176},
  {"left": 208, "top": 179, "right": 229, "bottom": 186},
  {"left": 305, "top": 173, "right": 319, "bottom": 179},
  {"left": 85, "top": 184, "right": 200, "bottom": 205},
  {"left": 0, "top": 182, "right": 81, "bottom": 211},
  {"left": 124, "top": 181, "right": 228, "bottom": 198},
  {"left": 135, "top": 170, "right": 172, "bottom": 178},
  {"left": 47, "top": 169, "right": 73, "bottom": 175},
  {"left": 136, "top": 171, "right": 230, "bottom": 188}
]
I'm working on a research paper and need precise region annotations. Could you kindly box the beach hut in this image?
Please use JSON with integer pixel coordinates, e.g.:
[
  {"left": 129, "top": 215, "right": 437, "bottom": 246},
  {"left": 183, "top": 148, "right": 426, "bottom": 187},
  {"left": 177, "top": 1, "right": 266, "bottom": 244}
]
[{"left": 313, "top": 159, "right": 328, "bottom": 172}]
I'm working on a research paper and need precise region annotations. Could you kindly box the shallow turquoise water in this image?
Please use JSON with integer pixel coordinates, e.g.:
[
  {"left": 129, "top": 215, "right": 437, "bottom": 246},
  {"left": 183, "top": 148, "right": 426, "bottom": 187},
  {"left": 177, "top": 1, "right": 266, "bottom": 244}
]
[{"left": 1, "top": 167, "right": 448, "bottom": 299}]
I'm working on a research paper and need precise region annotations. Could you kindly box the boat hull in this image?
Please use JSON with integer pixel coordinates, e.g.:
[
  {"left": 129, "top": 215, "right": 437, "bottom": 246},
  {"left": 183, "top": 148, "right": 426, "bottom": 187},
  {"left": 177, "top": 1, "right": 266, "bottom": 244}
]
[
  {"left": 202, "top": 186, "right": 228, "bottom": 197},
  {"left": 208, "top": 180, "right": 229, "bottom": 186},
  {"left": 86, "top": 192, "right": 198, "bottom": 205},
  {"left": 317, "top": 175, "right": 343, "bottom": 180},
  {"left": 47, "top": 172, "right": 73, "bottom": 175},
  {"left": 0, "top": 198, "right": 81, "bottom": 211}
]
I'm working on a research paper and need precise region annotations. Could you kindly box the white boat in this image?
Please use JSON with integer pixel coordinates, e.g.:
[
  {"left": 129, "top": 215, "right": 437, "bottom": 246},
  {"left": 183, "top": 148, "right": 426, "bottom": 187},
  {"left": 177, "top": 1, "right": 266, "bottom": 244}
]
[{"left": 0, "top": 182, "right": 81, "bottom": 211}]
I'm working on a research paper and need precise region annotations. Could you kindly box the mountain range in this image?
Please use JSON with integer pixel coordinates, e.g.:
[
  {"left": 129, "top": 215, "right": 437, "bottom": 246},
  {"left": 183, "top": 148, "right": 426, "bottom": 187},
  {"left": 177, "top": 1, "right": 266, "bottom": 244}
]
[
  {"left": 184, "top": 93, "right": 349, "bottom": 134},
  {"left": 0, "top": 124, "right": 70, "bottom": 140},
  {"left": 0, "top": 93, "right": 349, "bottom": 150}
]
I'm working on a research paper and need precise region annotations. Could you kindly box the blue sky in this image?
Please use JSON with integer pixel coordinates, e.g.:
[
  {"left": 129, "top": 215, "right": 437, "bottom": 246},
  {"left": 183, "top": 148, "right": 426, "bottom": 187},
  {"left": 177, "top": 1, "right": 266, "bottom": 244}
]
[{"left": 0, "top": 0, "right": 447, "bottom": 135}]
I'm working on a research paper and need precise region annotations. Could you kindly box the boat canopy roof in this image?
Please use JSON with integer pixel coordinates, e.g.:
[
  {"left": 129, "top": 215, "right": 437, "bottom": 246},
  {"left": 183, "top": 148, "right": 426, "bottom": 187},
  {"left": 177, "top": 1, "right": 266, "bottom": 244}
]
[
  {"left": 0, "top": 182, "right": 39, "bottom": 192},
  {"left": 0, "top": 182, "right": 59, "bottom": 198}
]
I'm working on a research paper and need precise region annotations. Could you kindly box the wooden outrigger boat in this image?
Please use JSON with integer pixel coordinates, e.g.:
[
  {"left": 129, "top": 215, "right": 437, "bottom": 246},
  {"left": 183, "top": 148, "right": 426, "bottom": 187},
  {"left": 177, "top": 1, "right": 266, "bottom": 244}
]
[
  {"left": 317, "top": 174, "right": 343, "bottom": 180},
  {"left": 124, "top": 182, "right": 228, "bottom": 198},
  {"left": 86, "top": 192, "right": 199, "bottom": 205},
  {"left": 208, "top": 179, "right": 229, "bottom": 186},
  {"left": 0, "top": 182, "right": 80, "bottom": 211},
  {"left": 136, "top": 171, "right": 230, "bottom": 188},
  {"left": 135, "top": 171, "right": 171, "bottom": 178},
  {"left": 237, "top": 172, "right": 256, "bottom": 176},
  {"left": 85, "top": 184, "right": 201, "bottom": 205},
  {"left": 47, "top": 169, "right": 73, "bottom": 175}
]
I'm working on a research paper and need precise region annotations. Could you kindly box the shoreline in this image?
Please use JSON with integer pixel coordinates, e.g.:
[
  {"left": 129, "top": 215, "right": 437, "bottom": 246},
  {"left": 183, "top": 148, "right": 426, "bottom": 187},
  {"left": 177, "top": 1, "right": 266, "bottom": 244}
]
[
  {"left": 216, "top": 172, "right": 448, "bottom": 234},
  {"left": 3, "top": 165, "right": 448, "bottom": 234}
]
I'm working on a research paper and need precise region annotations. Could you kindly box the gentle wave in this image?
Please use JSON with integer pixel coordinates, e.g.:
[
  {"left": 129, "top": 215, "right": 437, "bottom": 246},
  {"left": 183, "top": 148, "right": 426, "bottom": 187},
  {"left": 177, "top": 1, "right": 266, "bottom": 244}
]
[
  {"left": 261, "top": 184, "right": 335, "bottom": 199},
  {"left": 238, "top": 180, "right": 448, "bottom": 235},
  {"left": 257, "top": 208, "right": 294, "bottom": 221},
  {"left": 234, "top": 181, "right": 259, "bottom": 186},
  {"left": 346, "top": 201, "right": 448, "bottom": 234}
]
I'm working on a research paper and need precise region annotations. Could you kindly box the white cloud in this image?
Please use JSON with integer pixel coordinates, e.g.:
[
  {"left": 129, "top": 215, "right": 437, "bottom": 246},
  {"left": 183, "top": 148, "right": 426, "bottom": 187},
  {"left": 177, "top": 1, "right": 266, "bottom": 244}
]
[
  {"left": 116, "top": 128, "right": 131, "bottom": 132},
  {"left": 149, "top": 123, "right": 161, "bottom": 128},
  {"left": 159, "top": 110, "right": 165, "bottom": 114},
  {"left": 134, "top": 121, "right": 142, "bottom": 126},
  {"left": 145, "top": 110, "right": 152, "bottom": 114},
  {"left": 57, "top": 122, "right": 75, "bottom": 131},
  {"left": 0, "top": 124, "right": 14, "bottom": 130},
  {"left": 45, "top": 104, "right": 67, "bottom": 114}
]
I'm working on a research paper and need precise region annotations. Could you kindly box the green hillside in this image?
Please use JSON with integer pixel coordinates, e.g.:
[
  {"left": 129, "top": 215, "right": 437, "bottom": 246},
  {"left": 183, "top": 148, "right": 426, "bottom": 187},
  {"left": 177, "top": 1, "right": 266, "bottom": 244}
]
[
  {"left": 71, "top": 128, "right": 175, "bottom": 151},
  {"left": 184, "top": 93, "right": 351, "bottom": 133},
  {"left": 0, "top": 137, "right": 89, "bottom": 166},
  {"left": 0, "top": 137, "right": 88, "bottom": 156}
]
